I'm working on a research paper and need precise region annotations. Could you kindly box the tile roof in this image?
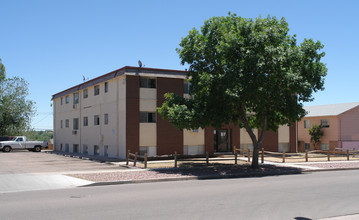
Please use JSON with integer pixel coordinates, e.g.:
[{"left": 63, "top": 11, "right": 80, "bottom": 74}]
[{"left": 304, "top": 102, "right": 359, "bottom": 117}]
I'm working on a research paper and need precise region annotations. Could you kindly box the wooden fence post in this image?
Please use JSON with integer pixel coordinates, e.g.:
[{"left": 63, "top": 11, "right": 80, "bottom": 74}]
[
  {"left": 305, "top": 150, "right": 308, "bottom": 162},
  {"left": 174, "top": 151, "right": 177, "bottom": 168},
  {"left": 347, "top": 149, "right": 350, "bottom": 161},
  {"left": 144, "top": 153, "right": 148, "bottom": 168},
  {"left": 206, "top": 152, "right": 209, "bottom": 166},
  {"left": 261, "top": 148, "right": 264, "bottom": 164},
  {"left": 235, "top": 151, "right": 238, "bottom": 165},
  {"left": 247, "top": 149, "right": 250, "bottom": 162},
  {"left": 327, "top": 150, "right": 330, "bottom": 161},
  {"left": 282, "top": 151, "right": 286, "bottom": 163},
  {"left": 134, "top": 152, "right": 138, "bottom": 166},
  {"left": 126, "top": 150, "right": 130, "bottom": 165}
]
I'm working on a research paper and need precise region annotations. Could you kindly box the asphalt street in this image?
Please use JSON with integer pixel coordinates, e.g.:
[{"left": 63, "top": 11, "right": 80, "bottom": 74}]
[{"left": 1, "top": 170, "right": 359, "bottom": 220}]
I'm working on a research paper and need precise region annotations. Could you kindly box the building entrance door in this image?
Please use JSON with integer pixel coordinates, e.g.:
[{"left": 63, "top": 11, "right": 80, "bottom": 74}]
[{"left": 214, "top": 129, "right": 231, "bottom": 153}]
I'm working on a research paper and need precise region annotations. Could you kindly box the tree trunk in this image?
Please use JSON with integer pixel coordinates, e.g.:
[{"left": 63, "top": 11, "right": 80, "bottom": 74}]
[{"left": 251, "top": 142, "right": 259, "bottom": 168}]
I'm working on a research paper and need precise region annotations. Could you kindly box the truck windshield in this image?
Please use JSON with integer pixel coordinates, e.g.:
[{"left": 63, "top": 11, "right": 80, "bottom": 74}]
[{"left": 11, "top": 137, "right": 17, "bottom": 141}]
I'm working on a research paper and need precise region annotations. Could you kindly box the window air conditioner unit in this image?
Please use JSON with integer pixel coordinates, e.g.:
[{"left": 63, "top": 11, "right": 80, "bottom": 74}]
[
  {"left": 73, "top": 104, "right": 77, "bottom": 109},
  {"left": 72, "top": 130, "right": 77, "bottom": 135}
]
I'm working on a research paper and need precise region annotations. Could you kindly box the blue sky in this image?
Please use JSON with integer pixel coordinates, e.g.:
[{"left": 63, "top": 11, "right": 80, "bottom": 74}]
[{"left": 1, "top": 0, "right": 358, "bottom": 130}]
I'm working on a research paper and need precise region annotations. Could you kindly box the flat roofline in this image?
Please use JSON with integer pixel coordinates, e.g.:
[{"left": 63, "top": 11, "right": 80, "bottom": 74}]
[{"left": 51, "top": 66, "right": 187, "bottom": 100}]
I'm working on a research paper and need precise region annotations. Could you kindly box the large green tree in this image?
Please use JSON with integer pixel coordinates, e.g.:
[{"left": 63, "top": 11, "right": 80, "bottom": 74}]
[
  {"left": 0, "top": 59, "right": 35, "bottom": 136},
  {"left": 158, "top": 14, "right": 327, "bottom": 168}
]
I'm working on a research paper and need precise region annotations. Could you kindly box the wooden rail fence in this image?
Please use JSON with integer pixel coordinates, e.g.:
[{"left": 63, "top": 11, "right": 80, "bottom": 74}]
[
  {"left": 126, "top": 148, "right": 359, "bottom": 169},
  {"left": 126, "top": 150, "right": 148, "bottom": 168}
]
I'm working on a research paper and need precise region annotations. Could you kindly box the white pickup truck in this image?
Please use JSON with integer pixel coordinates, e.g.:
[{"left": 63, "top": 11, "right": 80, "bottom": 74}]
[{"left": 0, "top": 136, "right": 48, "bottom": 152}]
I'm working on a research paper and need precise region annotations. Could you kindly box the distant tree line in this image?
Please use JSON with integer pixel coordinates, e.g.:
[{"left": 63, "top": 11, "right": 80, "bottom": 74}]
[
  {"left": 0, "top": 59, "right": 36, "bottom": 136},
  {"left": 24, "top": 130, "right": 53, "bottom": 141}
]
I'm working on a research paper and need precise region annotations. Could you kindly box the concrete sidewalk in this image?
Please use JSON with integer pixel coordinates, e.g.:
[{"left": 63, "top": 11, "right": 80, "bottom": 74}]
[{"left": 0, "top": 173, "right": 93, "bottom": 194}]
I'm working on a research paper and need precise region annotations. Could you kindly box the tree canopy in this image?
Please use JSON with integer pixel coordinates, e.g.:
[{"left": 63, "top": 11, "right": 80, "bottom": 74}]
[
  {"left": 158, "top": 14, "right": 327, "bottom": 168},
  {"left": 0, "top": 59, "right": 36, "bottom": 136}
]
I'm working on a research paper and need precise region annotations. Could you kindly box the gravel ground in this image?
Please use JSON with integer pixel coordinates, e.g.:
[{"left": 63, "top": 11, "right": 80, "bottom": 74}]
[{"left": 68, "top": 165, "right": 302, "bottom": 182}]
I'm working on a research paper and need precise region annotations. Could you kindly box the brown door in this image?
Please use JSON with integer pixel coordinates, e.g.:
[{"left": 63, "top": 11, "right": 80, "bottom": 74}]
[{"left": 214, "top": 129, "right": 231, "bottom": 152}]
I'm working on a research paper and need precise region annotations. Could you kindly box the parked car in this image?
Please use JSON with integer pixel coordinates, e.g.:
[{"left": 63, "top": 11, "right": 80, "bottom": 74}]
[{"left": 0, "top": 136, "right": 48, "bottom": 152}]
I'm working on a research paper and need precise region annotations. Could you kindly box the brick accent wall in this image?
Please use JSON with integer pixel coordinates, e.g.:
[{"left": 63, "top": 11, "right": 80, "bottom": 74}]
[
  {"left": 157, "top": 77, "right": 184, "bottom": 155},
  {"left": 126, "top": 75, "right": 140, "bottom": 155},
  {"left": 260, "top": 130, "right": 279, "bottom": 152}
]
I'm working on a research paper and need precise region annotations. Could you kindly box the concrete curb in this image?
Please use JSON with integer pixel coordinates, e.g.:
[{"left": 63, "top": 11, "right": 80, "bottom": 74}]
[
  {"left": 302, "top": 167, "right": 359, "bottom": 173},
  {"left": 79, "top": 166, "right": 359, "bottom": 187}
]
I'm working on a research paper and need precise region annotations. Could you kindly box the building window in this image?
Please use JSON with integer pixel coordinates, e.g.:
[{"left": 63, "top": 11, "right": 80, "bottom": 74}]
[
  {"left": 104, "top": 82, "right": 108, "bottom": 93},
  {"left": 320, "top": 119, "right": 330, "bottom": 128},
  {"left": 304, "top": 120, "right": 310, "bottom": 128},
  {"left": 304, "top": 143, "right": 310, "bottom": 151},
  {"left": 104, "top": 114, "right": 108, "bottom": 125},
  {"left": 83, "top": 116, "right": 88, "bottom": 126},
  {"left": 83, "top": 89, "right": 88, "bottom": 99},
  {"left": 73, "top": 144, "right": 79, "bottom": 153},
  {"left": 94, "top": 115, "right": 100, "bottom": 125},
  {"left": 140, "top": 146, "right": 148, "bottom": 156},
  {"left": 61, "top": 120, "right": 63, "bottom": 128},
  {"left": 65, "top": 119, "right": 69, "bottom": 128},
  {"left": 94, "top": 85, "right": 100, "bottom": 96},
  {"left": 65, "top": 144, "right": 69, "bottom": 152},
  {"left": 60, "top": 144, "right": 63, "bottom": 151},
  {"left": 65, "top": 95, "right": 69, "bottom": 104},
  {"left": 73, "top": 93, "right": 79, "bottom": 104},
  {"left": 61, "top": 97, "right": 63, "bottom": 105},
  {"left": 320, "top": 143, "right": 329, "bottom": 151},
  {"left": 140, "top": 112, "right": 156, "bottom": 123},
  {"left": 184, "top": 81, "right": 191, "bottom": 94},
  {"left": 73, "top": 118, "right": 79, "bottom": 130},
  {"left": 140, "top": 77, "right": 156, "bottom": 88},
  {"left": 83, "top": 144, "right": 88, "bottom": 154},
  {"left": 94, "top": 145, "right": 100, "bottom": 155},
  {"left": 104, "top": 145, "right": 108, "bottom": 157}
]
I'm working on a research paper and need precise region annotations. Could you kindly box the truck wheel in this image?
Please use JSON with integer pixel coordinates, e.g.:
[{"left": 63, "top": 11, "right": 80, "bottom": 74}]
[
  {"left": 2, "top": 146, "right": 11, "bottom": 153},
  {"left": 34, "top": 146, "right": 41, "bottom": 152}
]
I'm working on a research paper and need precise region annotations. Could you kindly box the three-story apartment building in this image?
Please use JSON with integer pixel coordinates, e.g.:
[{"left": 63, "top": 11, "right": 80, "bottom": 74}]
[{"left": 52, "top": 66, "right": 297, "bottom": 159}]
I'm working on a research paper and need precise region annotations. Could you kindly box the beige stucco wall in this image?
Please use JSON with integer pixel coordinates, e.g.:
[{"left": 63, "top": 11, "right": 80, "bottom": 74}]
[
  {"left": 240, "top": 128, "right": 258, "bottom": 144},
  {"left": 139, "top": 88, "right": 157, "bottom": 112},
  {"left": 278, "top": 125, "right": 290, "bottom": 143},
  {"left": 139, "top": 123, "right": 157, "bottom": 146},
  {"left": 183, "top": 129, "right": 205, "bottom": 146},
  {"left": 298, "top": 116, "right": 338, "bottom": 146},
  {"left": 54, "top": 76, "right": 126, "bottom": 158}
]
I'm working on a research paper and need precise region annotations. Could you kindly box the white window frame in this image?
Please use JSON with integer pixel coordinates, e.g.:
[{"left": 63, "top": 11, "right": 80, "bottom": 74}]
[
  {"left": 320, "top": 119, "right": 330, "bottom": 128},
  {"left": 94, "top": 115, "right": 100, "bottom": 125},
  {"left": 94, "top": 85, "right": 100, "bottom": 96},
  {"left": 83, "top": 89, "right": 88, "bottom": 99},
  {"left": 83, "top": 116, "right": 88, "bottom": 126},
  {"left": 140, "top": 112, "right": 156, "bottom": 123}
]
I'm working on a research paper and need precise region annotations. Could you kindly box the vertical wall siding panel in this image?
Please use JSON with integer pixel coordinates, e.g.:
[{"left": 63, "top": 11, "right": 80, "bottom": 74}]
[
  {"left": 126, "top": 75, "right": 140, "bottom": 154},
  {"left": 157, "top": 78, "right": 184, "bottom": 155}
]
